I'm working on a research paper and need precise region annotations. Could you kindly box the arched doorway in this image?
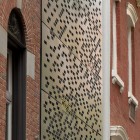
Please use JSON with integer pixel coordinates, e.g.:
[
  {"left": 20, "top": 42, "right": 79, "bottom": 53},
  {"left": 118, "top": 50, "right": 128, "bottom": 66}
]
[{"left": 6, "top": 8, "right": 26, "bottom": 140}]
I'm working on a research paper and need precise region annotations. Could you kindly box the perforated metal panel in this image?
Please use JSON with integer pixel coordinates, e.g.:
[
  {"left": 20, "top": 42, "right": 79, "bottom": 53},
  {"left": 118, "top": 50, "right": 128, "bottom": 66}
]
[{"left": 41, "top": 0, "right": 102, "bottom": 139}]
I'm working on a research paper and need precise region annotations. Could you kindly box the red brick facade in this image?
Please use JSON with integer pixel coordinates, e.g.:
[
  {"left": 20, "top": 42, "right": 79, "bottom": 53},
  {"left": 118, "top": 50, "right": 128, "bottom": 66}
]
[
  {"left": 0, "top": 0, "right": 40, "bottom": 139},
  {"left": 111, "top": 0, "right": 140, "bottom": 139}
]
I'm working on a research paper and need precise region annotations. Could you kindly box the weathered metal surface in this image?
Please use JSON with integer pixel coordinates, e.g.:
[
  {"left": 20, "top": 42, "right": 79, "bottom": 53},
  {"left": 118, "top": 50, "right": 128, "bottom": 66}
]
[
  {"left": 41, "top": 91, "right": 101, "bottom": 140},
  {"left": 41, "top": 0, "right": 102, "bottom": 139}
]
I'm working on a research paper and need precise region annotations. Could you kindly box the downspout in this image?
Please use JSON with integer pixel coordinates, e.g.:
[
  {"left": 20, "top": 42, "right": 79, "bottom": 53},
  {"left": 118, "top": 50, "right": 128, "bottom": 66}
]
[{"left": 102, "top": 0, "right": 110, "bottom": 139}]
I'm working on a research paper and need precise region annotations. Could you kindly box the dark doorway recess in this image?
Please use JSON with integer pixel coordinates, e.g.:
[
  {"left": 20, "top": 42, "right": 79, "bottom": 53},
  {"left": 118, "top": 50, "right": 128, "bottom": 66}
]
[{"left": 7, "top": 8, "right": 26, "bottom": 140}]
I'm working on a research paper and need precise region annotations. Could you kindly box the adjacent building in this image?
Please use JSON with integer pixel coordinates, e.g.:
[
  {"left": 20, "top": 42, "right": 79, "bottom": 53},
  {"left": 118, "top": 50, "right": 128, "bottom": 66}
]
[
  {"left": 1, "top": 0, "right": 140, "bottom": 140},
  {"left": 0, "top": 0, "right": 40, "bottom": 139},
  {"left": 110, "top": 0, "right": 140, "bottom": 139}
]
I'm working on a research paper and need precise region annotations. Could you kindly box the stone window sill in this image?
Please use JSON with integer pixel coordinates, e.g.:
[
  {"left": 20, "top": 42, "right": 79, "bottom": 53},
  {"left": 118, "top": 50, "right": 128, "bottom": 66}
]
[
  {"left": 112, "top": 70, "right": 124, "bottom": 93},
  {"left": 128, "top": 92, "right": 138, "bottom": 108}
]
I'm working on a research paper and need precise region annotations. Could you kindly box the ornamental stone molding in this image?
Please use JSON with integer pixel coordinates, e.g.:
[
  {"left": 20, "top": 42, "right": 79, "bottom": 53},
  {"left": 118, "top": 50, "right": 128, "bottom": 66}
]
[
  {"left": 128, "top": 92, "right": 138, "bottom": 109},
  {"left": 110, "top": 126, "right": 129, "bottom": 140},
  {"left": 127, "top": 3, "right": 138, "bottom": 27},
  {"left": 112, "top": 70, "right": 124, "bottom": 93}
]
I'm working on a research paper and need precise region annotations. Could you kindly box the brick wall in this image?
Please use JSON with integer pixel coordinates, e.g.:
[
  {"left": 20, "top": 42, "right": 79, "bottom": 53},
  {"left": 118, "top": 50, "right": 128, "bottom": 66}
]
[
  {"left": 0, "top": 54, "right": 7, "bottom": 140},
  {"left": 110, "top": 0, "right": 140, "bottom": 139},
  {"left": 0, "top": 0, "right": 40, "bottom": 139}
]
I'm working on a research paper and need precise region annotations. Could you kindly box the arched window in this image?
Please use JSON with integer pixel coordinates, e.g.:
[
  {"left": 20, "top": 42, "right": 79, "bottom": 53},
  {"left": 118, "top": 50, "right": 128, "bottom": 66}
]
[
  {"left": 110, "top": 126, "right": 129, "bottom": 140},
  {"left": 6, "top": 9, "right": 26, "bottom": 140},
  {"left": 127, "top": 3, "right": 138, "bottom": 122},
  {"left": 112, "top": 0, "right": 124, "bottom": 93}
]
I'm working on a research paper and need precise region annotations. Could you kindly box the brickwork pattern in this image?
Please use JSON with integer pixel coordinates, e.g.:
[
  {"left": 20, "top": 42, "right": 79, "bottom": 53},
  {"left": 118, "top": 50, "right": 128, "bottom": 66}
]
[
  {"left": 111, "top": 0, "right": 140, "bottom": 139},
  {"left": 0, "top": 0, "right": 40, "bottom": 140}
]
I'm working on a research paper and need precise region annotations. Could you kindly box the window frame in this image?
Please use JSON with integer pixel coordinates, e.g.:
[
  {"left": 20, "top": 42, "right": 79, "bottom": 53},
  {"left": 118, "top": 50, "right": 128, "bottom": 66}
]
[
  {"left": 6, "top": 49, "right": 13, "bottom": 140},
  {"left": 112, "top": 0, "right": 124, "bottom": 93},
  {"left": 127, "top": 2, "right": 138, "bottom": 122},
  {"left": 6, "top": 9, "right": 26, "bottom": 140},
  {"left": 8, "top": 31, "right": 26, "bottom": 140}
]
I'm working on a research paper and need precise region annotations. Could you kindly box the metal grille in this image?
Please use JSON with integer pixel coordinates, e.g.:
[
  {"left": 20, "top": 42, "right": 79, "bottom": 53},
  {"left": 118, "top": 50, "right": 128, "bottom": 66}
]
[{"left": 41, "top": 0, "right": 102, "bottom": 139}]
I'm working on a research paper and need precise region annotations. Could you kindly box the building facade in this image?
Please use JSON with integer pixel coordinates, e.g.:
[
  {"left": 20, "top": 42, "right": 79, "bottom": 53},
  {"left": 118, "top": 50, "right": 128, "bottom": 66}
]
[
  {"left": 1, "top": 0, "right": 140, "bottom": 140},
  {"left": 110, "top": 0, "right": 140, "bottom": 139},
  {"left": 0, "top": 0, "right": 103, "bottom": 139},
  {"left": 0, "top": 0, "right": 40, "bottom": 139}
]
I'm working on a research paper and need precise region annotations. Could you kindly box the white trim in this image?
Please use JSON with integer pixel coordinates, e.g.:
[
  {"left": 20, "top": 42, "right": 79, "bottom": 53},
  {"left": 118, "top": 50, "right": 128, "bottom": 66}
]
[
  {"left": 127, "top": 6, "right": 138, "bottom": 105},
  {"left": 17, "top": 0, "right": 22, "bottom": 9},
  {"left": 102, "top": 0, "right": 110, "bottom": 139},
  {"left": 112, "top": 0, "right": 124, "bottom": 93},
  {"left": 110, "top": 126, "right": 129, "bottom": 140},
  {"left": 128, "top": 27, "right": 132, "bottom": 94},
  {"left": 6, "top": 50, "right": 12, "bottom": 103},
  {"left": 127, "top": 4, "right": 138, "bottom": 121},
  {"left": 6, "top": 50, "right": 13, "bottom": 140},
  {"left": 112, "top": 1, "right": 117, "bottom": 71},
  {"left": 27, "top": 51, "right": 35, "bottom": 79},
  {"left": 128, "top": 92, "right": 138, "bottom": 108},
  {"left": 0, "top": 26, "right": 7, "bottom": 57},
  {"left": 6, "top": 103, "right": 12, "bottom": 140},
  {"left": 127, "top": 3, "right": 138, "bottom": 27},
  {"left": 112, "top": 70, "right": 124, "bottom": 93}
]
